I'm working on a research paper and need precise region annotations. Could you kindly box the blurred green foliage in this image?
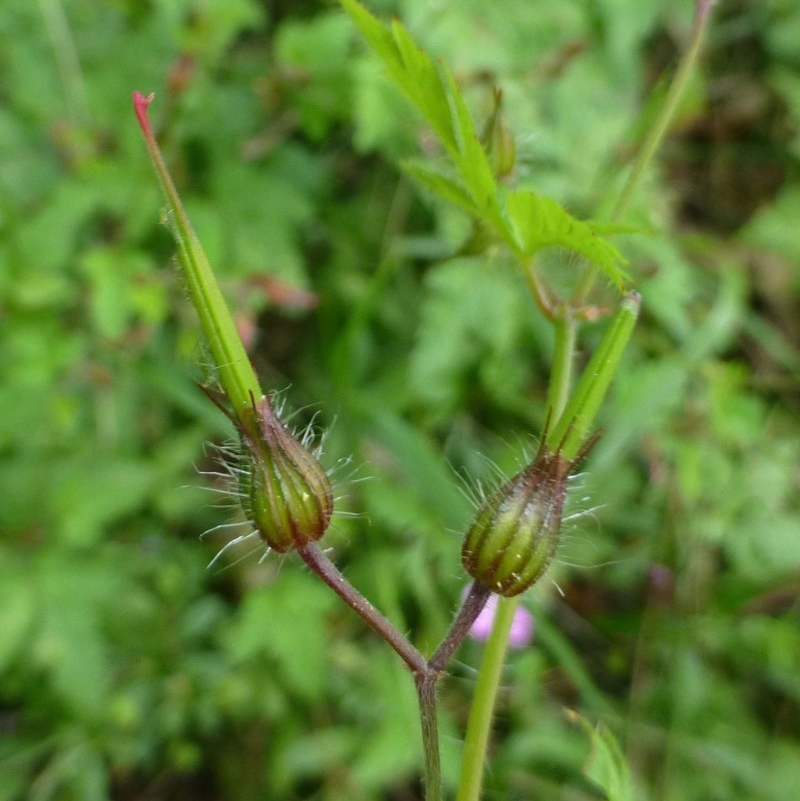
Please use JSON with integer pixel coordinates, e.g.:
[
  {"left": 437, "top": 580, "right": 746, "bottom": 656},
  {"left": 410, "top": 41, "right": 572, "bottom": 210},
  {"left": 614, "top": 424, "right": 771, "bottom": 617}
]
[{"left": 1, "top": 0, "right": 799, "bottom": 800}]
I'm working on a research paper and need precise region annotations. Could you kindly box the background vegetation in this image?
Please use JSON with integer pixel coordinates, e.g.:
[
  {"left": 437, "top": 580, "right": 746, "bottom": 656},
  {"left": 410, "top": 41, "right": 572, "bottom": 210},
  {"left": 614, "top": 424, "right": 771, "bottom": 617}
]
[{"left": 1, "top": 0, "right": 798, "bottom": 799}]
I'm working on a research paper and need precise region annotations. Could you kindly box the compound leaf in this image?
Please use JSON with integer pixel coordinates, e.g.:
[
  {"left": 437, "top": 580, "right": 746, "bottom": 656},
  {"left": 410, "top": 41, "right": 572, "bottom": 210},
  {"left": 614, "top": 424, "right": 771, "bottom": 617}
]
[{"left": 506, "top": 190, "right": 630, "bottom": 289}]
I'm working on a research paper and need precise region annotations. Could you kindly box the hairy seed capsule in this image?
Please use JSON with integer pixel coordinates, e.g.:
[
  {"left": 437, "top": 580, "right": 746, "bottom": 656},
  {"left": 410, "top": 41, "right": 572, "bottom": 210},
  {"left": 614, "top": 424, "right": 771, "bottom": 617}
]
[
  {"left": 461, "top": 440, "right": 591, "bottom": 597},
  {"left": 240, "top": 395, "right": 333, "bottom": 554}
]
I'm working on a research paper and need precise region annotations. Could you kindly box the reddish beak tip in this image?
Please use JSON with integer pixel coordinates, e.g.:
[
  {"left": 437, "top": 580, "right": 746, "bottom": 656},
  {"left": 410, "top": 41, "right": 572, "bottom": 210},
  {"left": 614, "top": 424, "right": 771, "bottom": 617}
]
[{"left": 132, "top": 91, "right": 155, "bottom": 130}]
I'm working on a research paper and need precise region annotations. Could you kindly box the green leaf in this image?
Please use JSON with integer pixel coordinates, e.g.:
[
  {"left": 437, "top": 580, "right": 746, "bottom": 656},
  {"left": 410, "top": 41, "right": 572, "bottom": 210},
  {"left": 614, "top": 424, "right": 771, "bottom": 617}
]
[
  {"left": 439, "top": 66, "right": 507, "bottom": 235},
  {"left": 362, "top": 406, "right": 471, "bottom": 532},
  {"left": 569, "top": 711, "right": 635, "bottom": 801},
  {"left": 401, "top": 159, "right": 482, "bottom": 218},
  {"left": 341, "top": 0, "right": 507, "bottom": 236},
  {"left": 351, "top": 651, "right": 420, "bottom": 790},
  {"left": 341, "top": 0, "right": 455, "bottom": 151},
  {"left": 53, "top": 454, "right": 158, "bottom": 546},
  {"left": 80, "top": 246, "right": 161, "bottom": 340},
  {"left": 274, "top": 12, "right": 353, "bottom": 140},
  {"left": 342, "top": 0, "right": 630, "bottom": 288},
  {"left": 33, "top": 555, "right": 118, "bottom": 718},
  {"left": 275, "top": 727, "right": 358, "bottom": 784},
  {"left": 506, "top": 190, "right": 630, "bottom": 288},
  {"left": 740, "top": 185, "right": 800, "bottom": 263}
]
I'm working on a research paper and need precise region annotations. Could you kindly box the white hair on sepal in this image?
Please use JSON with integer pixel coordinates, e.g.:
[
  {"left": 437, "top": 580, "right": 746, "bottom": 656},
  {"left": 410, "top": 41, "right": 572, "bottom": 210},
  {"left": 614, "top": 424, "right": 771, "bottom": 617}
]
[
  {"left": 452, "top": 447, "right": 513, "bottom": 512},
  {"left": 548, "top": 575, "right": 566, "bottom": 598},
  {"left": 192, "top": 400, "right": 366, "bottom": 569},
  {"left": 190, "top": 434, "right": 261, "bottom": 568},
  {"left": 550, "top": 492, "right": 609, "bottom": 573},
  {"left": 199, "top": 520, "right": 249, "bottom": 541},
  {"left": 453, "top": 429, "right": 547, "bottom": 510},
  {"left": 206, "top": 530, "right": 263, "bottom": 571},
  {"left": 267, "top": 391, "right": 330, "bottom": 458}
]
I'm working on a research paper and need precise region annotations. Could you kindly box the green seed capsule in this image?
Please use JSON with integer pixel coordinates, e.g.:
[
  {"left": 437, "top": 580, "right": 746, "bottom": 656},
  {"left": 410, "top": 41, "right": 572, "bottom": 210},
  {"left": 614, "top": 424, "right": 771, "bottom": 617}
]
[
  {"left": 461, "top": 440, "right": 591, "bottom": 597},
  {"left": 239, "top": 395, "right": 333, "bottom": 554}
]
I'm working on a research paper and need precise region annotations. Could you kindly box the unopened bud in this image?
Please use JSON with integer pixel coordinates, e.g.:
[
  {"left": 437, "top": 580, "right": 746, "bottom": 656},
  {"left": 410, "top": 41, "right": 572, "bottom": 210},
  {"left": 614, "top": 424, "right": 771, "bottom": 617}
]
[
  {"left": 461, "top": 440, "right": 590, "bottom": 597},
  {"left": 481, "top": 88, "right": 516, "bottom": 180},
  {"left": 240, "top": 395, "right": 333, "bottom": 554}
]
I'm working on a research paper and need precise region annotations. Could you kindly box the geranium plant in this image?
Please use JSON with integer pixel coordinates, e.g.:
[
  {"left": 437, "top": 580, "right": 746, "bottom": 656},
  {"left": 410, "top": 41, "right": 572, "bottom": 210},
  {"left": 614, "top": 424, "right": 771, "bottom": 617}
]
[{"left": 133, "top": 1, "right": 715, "bottom": 798}]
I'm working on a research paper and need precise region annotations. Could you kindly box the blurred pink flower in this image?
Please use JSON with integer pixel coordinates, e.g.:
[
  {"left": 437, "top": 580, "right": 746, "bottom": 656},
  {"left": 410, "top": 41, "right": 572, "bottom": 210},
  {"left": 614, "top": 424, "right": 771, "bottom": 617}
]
[{"left": 464, "top": 588, "right": 535, "bottom": 648}]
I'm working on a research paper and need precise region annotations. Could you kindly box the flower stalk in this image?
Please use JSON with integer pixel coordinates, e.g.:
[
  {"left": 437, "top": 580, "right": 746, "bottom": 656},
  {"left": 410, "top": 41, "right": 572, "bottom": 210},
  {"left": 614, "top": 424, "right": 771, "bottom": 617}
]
[{"left": 134, "top": 90, "right": 429, "bottom": 668}]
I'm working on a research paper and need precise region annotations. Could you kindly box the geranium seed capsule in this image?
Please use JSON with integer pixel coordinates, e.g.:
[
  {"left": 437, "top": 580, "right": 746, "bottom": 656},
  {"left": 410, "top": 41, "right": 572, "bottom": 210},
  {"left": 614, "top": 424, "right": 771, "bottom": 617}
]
[
  {"left": 241, "top": 395, "right": 333, "bottom": 554},
  {"left": 202, "top": 386, "right": 334, "bottom": 554},
  {"left": 461, "top": 435, "right": 596, "bottom": 597}
]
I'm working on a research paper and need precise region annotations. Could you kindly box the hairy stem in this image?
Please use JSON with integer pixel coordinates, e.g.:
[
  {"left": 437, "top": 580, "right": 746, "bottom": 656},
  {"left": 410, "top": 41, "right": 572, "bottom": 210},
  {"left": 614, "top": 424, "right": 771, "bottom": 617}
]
[
  {"left": 301, "top": 553, "right": 494, "bottom": 801},
  {"left": 414, "top": 582, "right": 492, "bottom": 801},
  {"left": 416, "top": 674, "right": 443, "bottom": 801},
  {"left": 298, "top": 543, "right": 426, "bottom": 674},
  {"left": 429, "top": 582, "right": 493, "bottom": 674}
]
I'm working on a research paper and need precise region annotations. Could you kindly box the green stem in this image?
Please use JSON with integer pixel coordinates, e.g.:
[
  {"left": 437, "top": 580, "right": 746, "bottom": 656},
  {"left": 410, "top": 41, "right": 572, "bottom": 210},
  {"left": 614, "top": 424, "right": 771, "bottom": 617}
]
[
  {"left": 455, "top": 301, "right": 577, "bottom": 801},
  {"left": 456, "top": 595, "right": 518, "bottom": 801},
  {"left": 545, "top": 310, "right": 577, "bottom": 431},
  {"left": 454, "top": 287, "right": 637, "bottom": 801},
  {"left": 613, "top": 0, "right": 717, "bottom": 223},
  {"left": 572, "top": 0, "right": 717, "bottom": 308}
]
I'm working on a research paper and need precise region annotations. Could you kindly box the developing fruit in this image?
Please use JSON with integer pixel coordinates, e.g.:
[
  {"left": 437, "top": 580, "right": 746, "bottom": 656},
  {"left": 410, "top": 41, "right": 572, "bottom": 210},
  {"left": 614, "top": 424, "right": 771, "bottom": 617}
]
[{"left": 461, "top": 435, "right": 596, "bottom": 597}]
